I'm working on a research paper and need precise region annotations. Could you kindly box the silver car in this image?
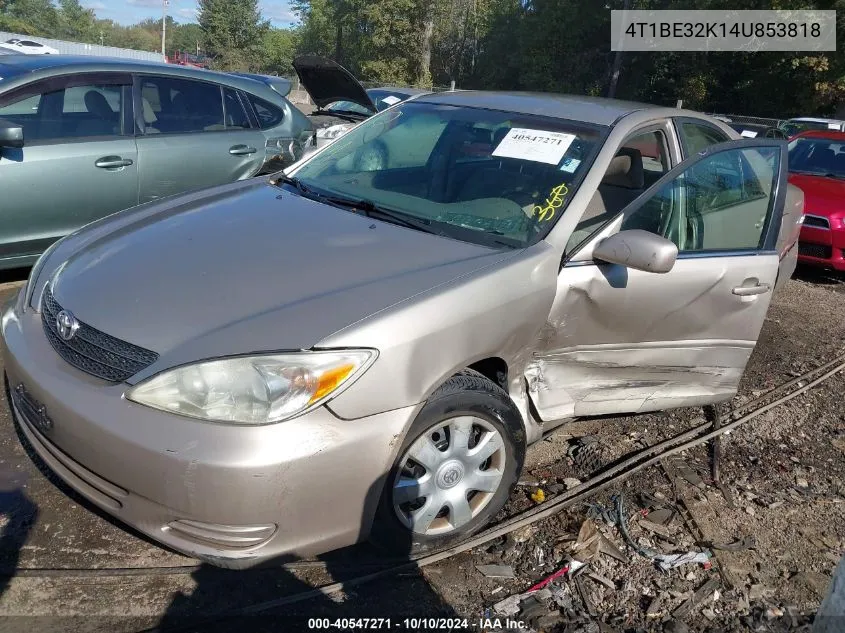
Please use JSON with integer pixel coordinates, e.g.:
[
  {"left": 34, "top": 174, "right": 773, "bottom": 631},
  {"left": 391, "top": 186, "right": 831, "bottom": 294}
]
[{"left": 1, "top": 92, "right": 803, "bottom": 568}]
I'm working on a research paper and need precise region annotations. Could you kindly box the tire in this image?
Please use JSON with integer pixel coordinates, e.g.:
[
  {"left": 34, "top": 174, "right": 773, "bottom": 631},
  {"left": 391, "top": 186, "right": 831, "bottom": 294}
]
[{"left": 371, "top": 369, "right": 525, "bottom": 554}]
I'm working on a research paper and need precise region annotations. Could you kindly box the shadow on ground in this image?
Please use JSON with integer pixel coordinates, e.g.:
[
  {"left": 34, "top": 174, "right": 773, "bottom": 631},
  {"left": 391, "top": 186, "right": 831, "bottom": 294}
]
[
  {"left": 793, "top": 264, "right": 844, "bottom": 291},
  {"left": 0, "top": 268, "right": 29, "bottom": 286}
]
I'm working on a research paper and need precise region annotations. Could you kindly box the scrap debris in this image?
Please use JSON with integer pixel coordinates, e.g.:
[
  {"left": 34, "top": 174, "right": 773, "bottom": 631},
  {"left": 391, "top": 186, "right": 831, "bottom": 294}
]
[{"left": 472, "top": 439, "right": 831, "bottom": 633}]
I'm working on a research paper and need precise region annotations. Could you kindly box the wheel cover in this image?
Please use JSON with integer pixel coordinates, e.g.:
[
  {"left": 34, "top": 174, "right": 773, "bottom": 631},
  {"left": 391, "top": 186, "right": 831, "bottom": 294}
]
[{"left": 392, "top": 416, "right": 507, "bottom": 536}]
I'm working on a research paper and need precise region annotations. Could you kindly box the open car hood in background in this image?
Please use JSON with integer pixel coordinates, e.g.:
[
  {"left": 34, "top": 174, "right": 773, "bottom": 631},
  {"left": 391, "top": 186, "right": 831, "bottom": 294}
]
[{"left": 292, "top": 55, "right": 376, "bottom": 112}]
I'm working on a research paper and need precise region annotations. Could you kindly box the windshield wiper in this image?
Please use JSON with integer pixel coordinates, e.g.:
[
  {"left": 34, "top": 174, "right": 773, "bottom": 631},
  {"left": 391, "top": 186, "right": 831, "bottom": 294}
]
[
  {"left": 319, "top": 195, "right": 440, "bottom": 234},
  {"left": 275, "top": 173, "right": 312, "bottom": 194},
  {"left": 314, "top": 108, "right": 369, "bottom": 122}
]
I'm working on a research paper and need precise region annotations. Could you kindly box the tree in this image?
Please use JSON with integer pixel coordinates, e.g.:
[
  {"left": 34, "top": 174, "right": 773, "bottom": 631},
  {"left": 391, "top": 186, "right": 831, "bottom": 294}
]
[
  {"left": 197, "top": 0, "right": 270, "bottom": 71},
  {"left": 58, "top": 0, "right": 96, "bottom": 42},
  {"left": 171, "top": 22, "right": 204, "bottom": 56},
  {"left": 3, "top": 0, "right": 59, "bottom": 35},
  {"left": 418, "top": 0, "right": 435, "bottom": 86},
  {"left": 261, "top": 28, "right": 298, "bottom": 75}
]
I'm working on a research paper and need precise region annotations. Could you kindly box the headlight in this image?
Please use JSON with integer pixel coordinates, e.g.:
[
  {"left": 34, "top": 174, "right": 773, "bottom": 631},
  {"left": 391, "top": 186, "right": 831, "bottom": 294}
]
[
  {"left": 316, "top": 124, "right": 352, "bottom": 140},
  {"left": 125, "top": 350, "right": 376, "bottom": 425}
]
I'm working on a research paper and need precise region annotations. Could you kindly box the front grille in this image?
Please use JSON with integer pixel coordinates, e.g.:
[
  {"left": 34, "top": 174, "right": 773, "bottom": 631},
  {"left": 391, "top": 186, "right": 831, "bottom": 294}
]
[
  {"left": 803, "top": 215, "right": 830, "bottom": 229},
  {"left": 41, "top": 285, "right": 158, "bottom": 382},
  {"left": 798, "top": 242, "right": 833, "bottom": 259}
]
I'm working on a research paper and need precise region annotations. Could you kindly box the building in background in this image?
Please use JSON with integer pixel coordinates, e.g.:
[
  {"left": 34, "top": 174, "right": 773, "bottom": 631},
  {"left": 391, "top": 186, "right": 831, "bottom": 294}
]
[{"left": 0, "top": 31, "right": 164, "bottom": 62}]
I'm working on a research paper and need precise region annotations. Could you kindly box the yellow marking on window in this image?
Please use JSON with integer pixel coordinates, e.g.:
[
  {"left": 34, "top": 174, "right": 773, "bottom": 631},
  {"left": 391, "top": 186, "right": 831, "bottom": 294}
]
[{"left": 533, "top": 182, "right": 570, "bottom": 222}]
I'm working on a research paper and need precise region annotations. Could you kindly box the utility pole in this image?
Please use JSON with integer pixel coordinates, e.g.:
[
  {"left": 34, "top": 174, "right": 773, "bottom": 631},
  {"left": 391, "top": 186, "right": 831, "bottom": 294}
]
[
  {"left": 99, "top": 30, "right": 104, "bottom": 46},
  {"left": 161, "top": 0, "right": 168, "bottom": 59}
]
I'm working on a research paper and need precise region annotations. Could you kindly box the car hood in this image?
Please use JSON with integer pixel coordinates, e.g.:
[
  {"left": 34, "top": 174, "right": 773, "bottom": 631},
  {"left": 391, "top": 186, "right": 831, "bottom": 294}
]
[
  {"left": 788, "top": 173, "right": 845, "bottom": 217},
  {"left": 292, "top": 55, "right": 376, "bottom": 112},
  {"left": 49, "top": 181, "right": 510, "bottom": 377}
]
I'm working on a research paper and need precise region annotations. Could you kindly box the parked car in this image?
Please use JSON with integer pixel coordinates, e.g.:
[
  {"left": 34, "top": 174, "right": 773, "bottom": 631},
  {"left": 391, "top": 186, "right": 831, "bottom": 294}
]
[
  {"left": 0, "top": 55, "right": 313, "bottom": 270},
  {"left": 726, "top": 122, "right": 787, "bottom": 140},
  {"left": 3, "top": 38, "right": 59, "bottom": 55},
  {"left": 2, "top": 92, "right": 803, "bottom": 568},
  {"left": 787, "top": 129, "right": 845, "bottom": 272},
  {"left": 780, "top": 117, "right": 845, "bottom": 137},
  {"left": 293, "top": 55, "right": 428, "bottom": 149}
]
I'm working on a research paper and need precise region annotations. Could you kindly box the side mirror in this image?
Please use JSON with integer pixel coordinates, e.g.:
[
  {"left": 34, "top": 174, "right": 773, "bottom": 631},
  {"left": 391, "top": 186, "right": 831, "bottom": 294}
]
[
  {"left": 593, "top": 229, "right": 678, "bottom": 274},
  {"left": 0, "top": 118, "right": 23, "bottom": 149}
]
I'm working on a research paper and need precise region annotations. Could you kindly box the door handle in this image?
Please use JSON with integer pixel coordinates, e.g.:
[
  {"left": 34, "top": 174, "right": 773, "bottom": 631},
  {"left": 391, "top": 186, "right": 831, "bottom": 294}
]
[
  {"left": 229, "top": 145, "right": 257, "bottom": 156},
  {"left": 732, "top": 282, "right": 771, "bottom": 296},
  {"left": 95, "top": 156, "right": 133, "bottom": 169}
]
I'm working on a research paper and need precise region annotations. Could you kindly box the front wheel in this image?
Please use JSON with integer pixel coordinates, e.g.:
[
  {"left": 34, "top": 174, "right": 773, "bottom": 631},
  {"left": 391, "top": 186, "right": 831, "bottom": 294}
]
[{"left": 372, "top": 370, "right": 525, "bottom": 554}]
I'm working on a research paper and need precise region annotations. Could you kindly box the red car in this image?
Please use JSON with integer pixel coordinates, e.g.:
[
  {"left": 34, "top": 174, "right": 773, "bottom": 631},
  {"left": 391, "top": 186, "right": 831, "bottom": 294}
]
[{"left": 788, "top": 130, "right": 845, "bottom": 272}]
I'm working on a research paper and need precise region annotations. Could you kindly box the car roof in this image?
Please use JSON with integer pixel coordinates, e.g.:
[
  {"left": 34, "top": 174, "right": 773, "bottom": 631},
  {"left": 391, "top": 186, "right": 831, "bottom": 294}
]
[
  {"left": 791, "top": 130, "right": 845, "bottom": 141},
  {"left": 0, "top": 54, "right": 284, "bottom": 98},
  {"left": 413, "top": 91, "right": 660, "bottom": 126},
  {"left": 368, "top": 86, "right": 428, "bottom": 95},
  {"left": 790, "top": 117, "right": 845, "bottom": 124}
]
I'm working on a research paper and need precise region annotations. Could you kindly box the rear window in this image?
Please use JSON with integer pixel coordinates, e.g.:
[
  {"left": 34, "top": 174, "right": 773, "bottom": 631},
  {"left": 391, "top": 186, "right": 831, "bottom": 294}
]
[{"left": 247, "top": 94, "right": 284, "bottom": 129}]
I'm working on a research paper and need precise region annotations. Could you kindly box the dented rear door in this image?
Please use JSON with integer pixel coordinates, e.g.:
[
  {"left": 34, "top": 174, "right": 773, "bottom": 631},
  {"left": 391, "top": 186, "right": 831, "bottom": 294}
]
[{"left": 528, "top": 139, "right": 788, "bottom": 422}]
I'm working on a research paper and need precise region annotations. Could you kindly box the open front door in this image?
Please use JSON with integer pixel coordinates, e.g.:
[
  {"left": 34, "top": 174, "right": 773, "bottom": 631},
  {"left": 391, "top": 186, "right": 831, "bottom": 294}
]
[{"left": 528, "top": 139, "right": 788, "bottom": 422}]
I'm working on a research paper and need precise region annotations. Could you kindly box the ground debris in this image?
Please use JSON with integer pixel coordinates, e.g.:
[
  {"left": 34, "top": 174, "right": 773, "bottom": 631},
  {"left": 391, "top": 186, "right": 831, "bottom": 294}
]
[{"left": 477, "top": 564, "right": 516, "bottom": 579}]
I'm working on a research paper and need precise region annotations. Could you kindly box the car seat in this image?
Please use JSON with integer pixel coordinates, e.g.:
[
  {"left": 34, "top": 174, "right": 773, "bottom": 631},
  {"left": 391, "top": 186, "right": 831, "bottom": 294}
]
[
  {"left": 566, "top": 148, "right": 646, "bottom": 249},
  {"left": 76, "top": 90, "right": 119, "bottom": 136}
]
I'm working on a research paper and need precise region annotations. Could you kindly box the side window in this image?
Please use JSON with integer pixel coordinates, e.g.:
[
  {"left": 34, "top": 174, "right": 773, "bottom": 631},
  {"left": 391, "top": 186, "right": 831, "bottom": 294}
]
[
  {"left": 565, "top": 129, "right": 669, "bottom": 254},
  {"left": 620, "top": 146, "right": 780, "bottom": 253},
  {"left": 223, "top": 88, "right": 251, "bottom": 129},
  {"left": 0, "top": 93, "right": 40, "bottom": 116},
  {"left": 247, "top": 94, "right": 284, "bottom": 129},
  {"left": 139, "top": 77, "right": 224, "bottom": 135},
  {"left": 0, "top": 82, "right": 124, "bottom": 141},
  {"left": 678, "top": 121, "right": 730, "bottom": 156}
]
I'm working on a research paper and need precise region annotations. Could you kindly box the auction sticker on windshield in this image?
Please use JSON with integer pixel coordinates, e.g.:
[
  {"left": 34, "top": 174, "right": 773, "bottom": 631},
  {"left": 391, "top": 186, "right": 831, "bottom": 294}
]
[
  {"left": 381, "top": 95, "right": 401, "bottom": 106},
  {"left": 492, "top": 128, "right": 576, "bottom": 165}
]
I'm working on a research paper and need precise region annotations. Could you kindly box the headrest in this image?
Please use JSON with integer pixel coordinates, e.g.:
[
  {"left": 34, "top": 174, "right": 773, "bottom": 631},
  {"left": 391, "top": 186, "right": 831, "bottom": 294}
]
[
  {"left": 141, "top": 97, "right": 157, "bottom": 124},
  {"left": 602, "top": 147, "right": 645, "bottom": 189},
  {"left": 84, "top": 90, "right": 114, "bottom": 119}
]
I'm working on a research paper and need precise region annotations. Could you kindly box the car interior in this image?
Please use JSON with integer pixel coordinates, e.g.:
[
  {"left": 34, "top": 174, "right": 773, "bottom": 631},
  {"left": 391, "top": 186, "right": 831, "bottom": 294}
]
[
  {"left": 140, "top": 79, "right": 235, "bottom": 134},
  {"left": 0, "top": 85, "right": 125, "bottom": 141},
  {"left": 323, "top": 118, "right": 602, "bottom": 241}
]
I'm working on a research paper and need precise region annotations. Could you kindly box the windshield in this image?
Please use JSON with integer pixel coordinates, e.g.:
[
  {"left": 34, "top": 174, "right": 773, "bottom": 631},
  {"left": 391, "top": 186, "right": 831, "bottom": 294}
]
[
  {"left": 289, "top": 101, "right": 606, "bottom": 247},
  {"left": 325, "top": 100, "right": 372, "bottom": 115},
  {"left": 368, "top": 89, "right": 412, "bottom": 111},
  {"left": 788, "top": 137, "right": 845, "bottom": 178},
  {"left": 781, "top": 120, "right": 833, "bottom": 137}
]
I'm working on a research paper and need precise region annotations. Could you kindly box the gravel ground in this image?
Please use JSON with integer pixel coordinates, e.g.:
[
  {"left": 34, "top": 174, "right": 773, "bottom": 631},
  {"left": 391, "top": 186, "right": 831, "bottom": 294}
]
[{"left": 0, "top": 266, "right": 843, "bottom": 632}]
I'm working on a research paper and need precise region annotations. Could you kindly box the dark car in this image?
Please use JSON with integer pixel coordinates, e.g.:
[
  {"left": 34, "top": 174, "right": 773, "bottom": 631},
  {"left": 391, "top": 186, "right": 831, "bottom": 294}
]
[
  {"left": 727, "top": 122, "right": 787, "bottom": 140},
  {"left": 293, "top": 55, "right": 428, "bottom": 148}
]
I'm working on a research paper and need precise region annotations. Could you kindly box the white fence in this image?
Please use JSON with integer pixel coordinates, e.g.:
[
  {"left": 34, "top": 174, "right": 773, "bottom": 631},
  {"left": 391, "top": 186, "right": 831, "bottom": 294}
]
[{"left": 0, "top": 31, "right": 165, "bottom": 62}]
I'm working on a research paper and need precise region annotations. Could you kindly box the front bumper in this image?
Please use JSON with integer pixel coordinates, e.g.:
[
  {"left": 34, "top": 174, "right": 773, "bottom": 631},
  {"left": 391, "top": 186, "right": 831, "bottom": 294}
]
[
  {"left": 1, "top": 292, "right": 415, "bottom": 568},
  {"left": 797, "top": 224, "right": 845, "bottom": 272}
]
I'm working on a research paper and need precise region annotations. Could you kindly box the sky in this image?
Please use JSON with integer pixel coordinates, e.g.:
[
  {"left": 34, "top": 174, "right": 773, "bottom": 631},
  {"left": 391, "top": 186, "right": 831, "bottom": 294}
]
[{"left": 80, "top": 1, "right": 298, "bottom": 28}]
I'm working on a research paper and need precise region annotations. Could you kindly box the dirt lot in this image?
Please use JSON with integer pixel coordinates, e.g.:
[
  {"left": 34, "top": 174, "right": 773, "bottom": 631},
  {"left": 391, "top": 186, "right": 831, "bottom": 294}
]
[{"left": 0, "top": 266, "right": 843, "bottom": 632}]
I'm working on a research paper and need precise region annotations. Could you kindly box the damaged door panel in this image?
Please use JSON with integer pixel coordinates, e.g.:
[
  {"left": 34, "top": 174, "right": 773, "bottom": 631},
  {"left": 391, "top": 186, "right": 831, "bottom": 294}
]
[{"left": 527, "top": 139, "right": 788, "bottom": 425}]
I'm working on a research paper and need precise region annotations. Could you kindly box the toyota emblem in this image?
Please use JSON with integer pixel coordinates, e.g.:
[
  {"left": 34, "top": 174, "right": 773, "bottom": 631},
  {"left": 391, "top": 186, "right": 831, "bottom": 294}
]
[{"left": 55, "top": 310, "right": 79, "bottom": 341}]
